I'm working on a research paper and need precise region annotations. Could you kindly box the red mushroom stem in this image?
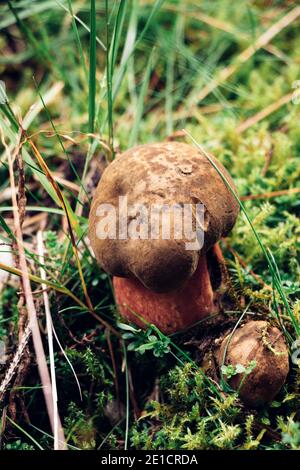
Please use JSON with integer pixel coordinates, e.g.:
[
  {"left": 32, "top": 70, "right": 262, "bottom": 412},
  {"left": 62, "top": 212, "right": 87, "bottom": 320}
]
[{"left": 113, "top": 244, "right": 224, "bottom": 334}]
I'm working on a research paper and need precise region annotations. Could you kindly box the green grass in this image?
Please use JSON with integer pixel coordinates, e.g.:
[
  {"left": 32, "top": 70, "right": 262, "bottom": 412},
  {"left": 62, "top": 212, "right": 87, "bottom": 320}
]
[
  {"left": 0, "top": 0, "right": 300, "bottom": 451},
  {"left": 88, "top": 0, "right": 96, "bottom": 137}
]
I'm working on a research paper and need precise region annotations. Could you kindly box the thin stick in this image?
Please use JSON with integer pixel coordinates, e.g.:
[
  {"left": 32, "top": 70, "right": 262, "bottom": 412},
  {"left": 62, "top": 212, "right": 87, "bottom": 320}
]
[
  {"left": 241, "top": 187, "right": 300, "bottom": 201},
  {"left": 0, "top": 127, "right": 67, "bottom": 450},
  {"left": 37, "top": 230, "right": 60, "bottom": 450},
  {"left": 236, "top": 91, "right": 294, "bottom": 133},
  {"left": 0, "top": 325, "right": 31, "bottom": 402}
]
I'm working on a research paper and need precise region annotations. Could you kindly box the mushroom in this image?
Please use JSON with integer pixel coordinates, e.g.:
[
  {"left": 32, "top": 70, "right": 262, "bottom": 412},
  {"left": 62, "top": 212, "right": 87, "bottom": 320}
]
[
  {"left": 89, "top": 142, "right": 239, "bottom": 334},
  {"left": 217, "top": 320, "right": 289, "bottom": 407}
]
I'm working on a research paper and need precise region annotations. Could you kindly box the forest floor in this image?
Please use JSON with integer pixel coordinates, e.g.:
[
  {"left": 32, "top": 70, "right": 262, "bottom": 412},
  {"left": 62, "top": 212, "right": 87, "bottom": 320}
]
[{"left": 0, "top": 0, "right": 300, "bottom": 450}]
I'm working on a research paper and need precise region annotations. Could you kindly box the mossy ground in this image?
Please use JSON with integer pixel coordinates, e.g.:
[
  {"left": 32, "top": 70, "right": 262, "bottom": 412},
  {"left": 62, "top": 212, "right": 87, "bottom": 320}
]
[{"left": 0, "top": 0, "right": 300, "bottom": 450}]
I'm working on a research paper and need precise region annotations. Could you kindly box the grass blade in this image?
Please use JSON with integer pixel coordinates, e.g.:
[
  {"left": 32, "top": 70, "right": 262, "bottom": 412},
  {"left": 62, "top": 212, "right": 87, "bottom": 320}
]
[
  {"left": 88, "top": 0, "right": 96, "bottom": 136},
  {"left": 184, "top": 129, "right": 299, "bottom": 338},
  {"left": 66, "top": 0, "right": 88, "bottom": 82},
  {"left": 129, "top": 49, "right": 154, "bottom": 147}
]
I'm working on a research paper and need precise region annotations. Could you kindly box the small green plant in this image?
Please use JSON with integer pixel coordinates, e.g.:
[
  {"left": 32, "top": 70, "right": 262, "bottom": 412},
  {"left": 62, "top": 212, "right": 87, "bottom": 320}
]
[
  {"left": 221, "top": 361, "right": 257, "bottom": 380},
  {"left": 118, "top": 323, "right": 171, "bottom": 358},
  {"left": 279, "top": 417, "right": 300, "bottom": 450},
  {"left": 4, "top": 440, "right": 35, "bottom": 451}
]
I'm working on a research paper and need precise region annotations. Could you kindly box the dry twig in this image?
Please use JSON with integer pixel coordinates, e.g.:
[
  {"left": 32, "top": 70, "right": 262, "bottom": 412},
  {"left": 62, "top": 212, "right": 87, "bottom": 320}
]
[{"left": 0, "top": 126, "right": 67, "bottom": 449}]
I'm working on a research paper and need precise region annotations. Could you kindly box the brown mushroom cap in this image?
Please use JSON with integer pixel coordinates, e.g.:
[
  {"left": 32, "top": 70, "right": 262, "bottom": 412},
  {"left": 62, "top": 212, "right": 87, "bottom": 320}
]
[
  {"left": 89, "top": 142, "right": 239, "bottom": 292},
  {"left": 217, "top": 320, "right": 289, "bottom": 407}
]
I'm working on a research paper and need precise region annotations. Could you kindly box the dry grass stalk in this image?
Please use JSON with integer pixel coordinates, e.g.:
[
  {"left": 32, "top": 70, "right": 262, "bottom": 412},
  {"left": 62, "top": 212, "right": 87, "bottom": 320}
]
[
  {"left": 165, "top": 5, "right": 289, "bottom": 61},
  {"left": 0, "top": 325, "right": 31, "bottom": 403},
  {"left": 195, "top": 6, "right": 300, "bottom": 103},
  {"left": 241, "top": 187, "right": 300, "bottom": 201},
  {"left": 0, "top": 126, "right": 67, "bottom": 450},
  {"left": 37, "top": 230, "right": 61, "bottom": 451},
  {"left": 236, "top": 91, "right": 295, "bottom": 133}
]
